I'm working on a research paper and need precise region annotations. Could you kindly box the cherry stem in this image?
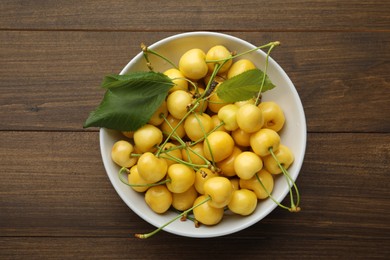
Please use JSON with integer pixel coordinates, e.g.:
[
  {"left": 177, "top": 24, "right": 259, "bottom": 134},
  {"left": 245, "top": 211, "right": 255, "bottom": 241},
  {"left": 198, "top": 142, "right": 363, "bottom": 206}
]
[
  {"left": 192, "top": 112, "right": 218, "bottom": 168},
  {"left": 254, "top": 173, "right": 291, "bottom": 211},
  {"left": 141, "top": 43, "right": 178, "bottom": 70},
  {"left": 200, "top": 63, "right": 223, "bottom": 100},
  {"left": 135, "top": 196, "right": 211, "bottom": 239},
  {"left": 158, "top": 114, "right": 211, "bottom": 169},
  {"left": 190, "top": 121, "right": 225, "bottom": 146},
  {"left": 160, "top": 152, "right": 209, "bottom": 170},
  {"left": 173, "top": 209, "right": 197, "bottom": 223},
  {"left": 178, "top": 77, "right": 199, "bottom": 93},
  {"left": 184, "top": 145, "right": 211, "bottom": 169},
  {"left": 156, "top": 102, "right": 200, "bottom": 157},
  {"left": 140, "top": 43, "right": 154, "bottom": 71},
  {"left": 205, "top": 41, "right": 280, "bottom": 63},
  {"left": 118, "top": 167, "right": 171, "bottom": 187},
  {"left": 255, "top": 42, "right": 277, "bottom": 106},
  {"left": 268, "top": 147, "right": 301, "bottom": 212}
]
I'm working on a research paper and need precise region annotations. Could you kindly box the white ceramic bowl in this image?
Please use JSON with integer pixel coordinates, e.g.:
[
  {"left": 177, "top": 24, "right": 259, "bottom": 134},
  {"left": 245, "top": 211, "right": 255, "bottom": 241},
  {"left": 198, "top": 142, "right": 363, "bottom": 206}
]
[{"left": 100, "top": 31, "right": 306, "bottom": 238}]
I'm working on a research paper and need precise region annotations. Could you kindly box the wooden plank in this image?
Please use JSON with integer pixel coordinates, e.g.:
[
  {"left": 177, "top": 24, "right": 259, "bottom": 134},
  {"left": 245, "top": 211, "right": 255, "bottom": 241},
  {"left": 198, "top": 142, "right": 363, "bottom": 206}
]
[
  {"left": 0, "top": 31, "right": 389, "bottom": 132},
  {"left": 0, "top": 236, "right": 389, "bottom": 259},
  {"left": 1, "top": 131, "right": 389, "bottom": 241},
  {"left": 0, "top": 0, "right": 389, "bottom": 31}
]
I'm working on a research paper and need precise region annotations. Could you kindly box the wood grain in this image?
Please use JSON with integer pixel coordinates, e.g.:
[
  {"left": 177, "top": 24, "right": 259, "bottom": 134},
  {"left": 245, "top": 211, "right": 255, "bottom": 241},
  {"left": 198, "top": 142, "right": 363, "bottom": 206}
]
[
  {"left": 1, "top": 131, "right": 389, "bottom": 258},
  {"left": 1, "top": 236, "right": 389, "bottom": 259},
  {"left": 1, "top": 132, "right": 388, "bottom": 242},
  {"left": 1, "top": 0, "right": 389, "bottom": 258},
  {"left": 1, "top": 31, "right": 389, "bottom": 132},
  {"left": 0, "top": 0, "right": 389, "bottom": 31}
]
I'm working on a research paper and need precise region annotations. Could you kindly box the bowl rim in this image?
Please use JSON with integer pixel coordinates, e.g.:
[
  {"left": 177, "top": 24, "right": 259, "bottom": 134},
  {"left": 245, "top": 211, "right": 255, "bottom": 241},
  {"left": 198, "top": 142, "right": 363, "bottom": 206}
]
[{"left": 99, "top": 31, "right": 307, "bottom": 238}]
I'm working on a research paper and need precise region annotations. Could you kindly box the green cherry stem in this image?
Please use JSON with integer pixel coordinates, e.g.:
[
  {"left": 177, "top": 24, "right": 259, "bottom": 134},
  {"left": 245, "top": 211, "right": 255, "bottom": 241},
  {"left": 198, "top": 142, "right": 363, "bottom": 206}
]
[
  {"left": 173, "top": 209, "right": 198, "bottom": 224},
  {"left": 140, "top": 43, "right": 154, "bottom": 71},
  {"left": 190, "top": 121, "right": 225, "bottom": 146},
  {"left": 141, "top": 44, "right": 178, "bottom": 70},
  {"left": 235, "top": 41, "right": 280, "bottom": 61},
  {"left": 255, "top": 173, "right": 291, "bottom": 211},
  {"left": 176, "top": 77, "right": 199, "bottom": 93},
  {"left": 118, "top": 167, "right": 171, "bottom": 187},
  {"left": 183, "top": 143, "right": 212, "bottom": 169},
  {"left": 158, "top": 113, "right": 212, "bottom": 170},
  {"left": 200, "top": 62, "right": 223, "bottom": 99},
  {"left": 155, "top": 102, "right": 200, "bottom": 157},
  {"left": 159, "top": 113, "right": 188, "bottom": 147},
  {"left": 205, "top": 41, "right": 280, "bottom": 64},
  {"left": 159, "top": 152, "right": 209, "bottom": 170},
  {"left": 268, "top": 147, "right": 301, "bottom": 212},
  {"left": 135, "top": 196, "right": 211, "bottom": 239},
  {"left": 255, "top": 42, "right": 277, "bottom": 106},
  {"left": 193, "top": 112, "right": 217, "bottom": 167}
]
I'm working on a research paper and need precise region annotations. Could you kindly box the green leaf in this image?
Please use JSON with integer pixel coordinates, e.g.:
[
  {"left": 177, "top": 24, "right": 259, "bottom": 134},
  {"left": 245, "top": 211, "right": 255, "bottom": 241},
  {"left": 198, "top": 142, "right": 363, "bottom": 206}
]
[
  {"left": 83, "top": 71, "right": 174, "bottom": 131},
  {"left": 216, "top": 69, "right": 276, "bottom": 103}
]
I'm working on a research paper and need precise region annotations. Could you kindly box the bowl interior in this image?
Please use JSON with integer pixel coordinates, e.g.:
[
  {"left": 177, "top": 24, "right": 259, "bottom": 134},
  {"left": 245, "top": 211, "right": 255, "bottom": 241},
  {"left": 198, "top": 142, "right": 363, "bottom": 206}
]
[{"left": 100, "top": 32, "right": 306, "bottom": 238}]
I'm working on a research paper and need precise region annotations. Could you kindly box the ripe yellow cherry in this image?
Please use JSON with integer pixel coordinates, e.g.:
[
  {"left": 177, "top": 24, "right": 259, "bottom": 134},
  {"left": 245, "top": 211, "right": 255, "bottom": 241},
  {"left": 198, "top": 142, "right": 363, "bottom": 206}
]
[
  {"left": 166, "top": 164, "right": 195, "bottom": 193},
  {"left": 231, "top": 128, "right": 251, "bottom": 147},
  {"left": 216, "top": 146, "right": 242, "bottom": 177},
  {"left": 233, "top": 151, "right": 263, "bottom": 180},
  {"left": 172, "top": 185, "right": 198, "bottom": 211},
  {"left": 239, "top": 169, "right": 274, "bottom": 199},
  {"left": 236, "top": 103, "right": 264, "bottom": 133},
  {"left": 166, "top": 90, "right": 193, "bottom": 120},
  {"left": 137, "top": 152, "right": 168, "bottom": 183},
  {"left": 258, "top": 101, "right": 285, "bottom": 132},
  {"left": 217, "top": 104, "right": 239, "bottom": 131},
  {"left": 184, "top": 112, "right": 213, "bottom": 142},
  {"left": 127, "top": 165, "right": 151, "bottom": 193},
  {"left": 208, "top": 90, "right": 229, "bottom": 113},
  {"left": 250, "top": 128, "right": 280, "bottom": 157},
  {"left": 148, "top": 101, "right": 168, "bottom": 126},
  {"left": 203, "top": 176, "right": 233, "bottom": 208},
  {"left": 111, "top": 140, "right": 137, "bottom": 168},
  {"left": 227, "top": 59, "right": 256, "bottom": 79},
  {"left": 206, "top": 45, "right": 233, "bottom": 74},
  {"left": 133, "top": 124, "right": 163, "bottom": 153},
  {"left": 179, "top": 48, "right": 208, "bottom": 80},
  {"left": 211, "top": 114, "right": 228, "bottom": 132},
  {"left": 193, "top": 195, "right": 224, "bottom": 225},
  {"left": 263, "top": 144, "right": 295, "bottom": 174},
  {"left": 163, "top": 68, "right": 188, "bottom": 92},
  {"left": 194, "top": 168, "right": 219, "bottom": 194},
  {"left": 145, "top": 185, "right": 172, "bottom": 214},
  {"left": 228, "top": 189, "right": 258, "bottom": 216},
  {"left": 203, "top": 131, "right": 235, "bottom": 162},
  {"left": 235, "top": 99, "right": 255, "bottom": 107}
]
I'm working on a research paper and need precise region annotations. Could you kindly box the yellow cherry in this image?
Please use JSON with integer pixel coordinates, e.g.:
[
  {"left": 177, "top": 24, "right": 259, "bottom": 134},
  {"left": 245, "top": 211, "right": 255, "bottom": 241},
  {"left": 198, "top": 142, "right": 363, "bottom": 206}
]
[
  {"left": 166, "top": 164, "right": 195, "bottom": 193},
  {"left": 137, "top": 152, "right": 168, "bottom": 183},
  {"left": 203, "top": 131, "right": 235, "bottom": 162},
  {"left": 179, "top": 48, "right": 208, "bottom": 80},
  {"left": 111, "top": 140, "right": 137, "bottom": 168},
  {"left": 193, "top": 195, "right": 224, "bottom": 225},
  {"left": 227, "top": 59, "right": 256, "bottom": 79},
  {"left": 163, "top": 68, "right": 188, "bottom": 92},
  {"left": 228, "top": 189, "right": 258, "bottom": 216},
  {"left": 145, "top": 185, "right": 172, "bottom": 214}
]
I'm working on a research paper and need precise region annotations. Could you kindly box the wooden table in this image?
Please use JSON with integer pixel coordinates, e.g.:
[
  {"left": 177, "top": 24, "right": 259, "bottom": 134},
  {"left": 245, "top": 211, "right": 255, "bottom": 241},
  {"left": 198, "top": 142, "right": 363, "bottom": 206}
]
[{"left": 1, "top": 1, "right": 389, "bottom": 259}]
